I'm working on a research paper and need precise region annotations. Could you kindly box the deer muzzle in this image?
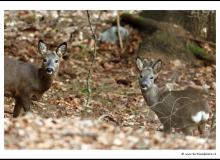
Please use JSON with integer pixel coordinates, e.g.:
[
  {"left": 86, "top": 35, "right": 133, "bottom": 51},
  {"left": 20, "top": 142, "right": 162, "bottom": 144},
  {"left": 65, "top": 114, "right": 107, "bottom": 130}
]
[
  {"left": 46, "top": 68, "right": 54, "bottom": 75},
  {"left": 140, "top": 81, "right": 151, "bottom": 90}
]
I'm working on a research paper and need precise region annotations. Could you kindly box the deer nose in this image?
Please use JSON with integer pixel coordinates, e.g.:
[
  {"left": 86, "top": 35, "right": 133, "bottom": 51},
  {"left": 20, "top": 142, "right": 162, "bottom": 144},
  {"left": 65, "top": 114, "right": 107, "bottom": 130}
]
[
  {"left": 141, "top": 82, "right": 149, "bottom": 90},
  {"left": 46, "top": 68, "right": 54, "bottom": 74}
]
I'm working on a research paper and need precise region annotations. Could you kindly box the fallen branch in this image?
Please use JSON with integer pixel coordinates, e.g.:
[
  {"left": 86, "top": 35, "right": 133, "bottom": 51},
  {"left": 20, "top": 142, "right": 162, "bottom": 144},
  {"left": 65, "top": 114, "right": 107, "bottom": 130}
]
[
  {"left": 187, "top": 42, "right": 216, "bottom": 64},
  {"left": 177, "top": 35, "right": 216, "bottom": 49},
  {"left": 85, "top": 11, "right": 97, "bottom": 109},
  {"left": 120, "top": 12, "right": 161, "bottom": 34}
]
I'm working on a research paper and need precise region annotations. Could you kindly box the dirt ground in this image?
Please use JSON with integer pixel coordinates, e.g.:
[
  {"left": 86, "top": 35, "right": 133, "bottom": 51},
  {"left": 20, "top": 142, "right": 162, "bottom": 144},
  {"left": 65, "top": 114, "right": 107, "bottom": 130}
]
[{"left": 4, "top": 11, "right": 216, "bottom": 150}]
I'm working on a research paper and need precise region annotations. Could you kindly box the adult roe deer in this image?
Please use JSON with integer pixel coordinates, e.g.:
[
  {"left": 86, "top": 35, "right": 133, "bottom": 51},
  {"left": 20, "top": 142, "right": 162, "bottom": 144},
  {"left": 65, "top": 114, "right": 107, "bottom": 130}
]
[
  {"left": 136, "top": 58, "right": 210, "bottom": 135},
  {"left": 4, "top": 40, "right": 67, "bottom": 117}
]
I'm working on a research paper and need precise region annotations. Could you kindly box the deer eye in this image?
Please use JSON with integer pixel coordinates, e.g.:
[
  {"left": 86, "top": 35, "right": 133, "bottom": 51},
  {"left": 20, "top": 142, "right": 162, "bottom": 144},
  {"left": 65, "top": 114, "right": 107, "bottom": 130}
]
[
  {"left": 43, "top": 58, "right": 47, "bottom": 63},
  {"left": 55, "top": 59, "right": 58, "bottom": 63},
  {"left": 140, "top": 75, "right": 143, "bottom": 78},
  {"left": 150, "top": 76, "right": 154, "bottom": 79}
]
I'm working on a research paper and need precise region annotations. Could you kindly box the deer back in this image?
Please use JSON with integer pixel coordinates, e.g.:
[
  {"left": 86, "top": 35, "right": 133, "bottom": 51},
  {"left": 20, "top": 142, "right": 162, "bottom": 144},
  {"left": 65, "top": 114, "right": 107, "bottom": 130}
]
[{"left": 152, "top": 87, "right": 209, "bottom": 129}]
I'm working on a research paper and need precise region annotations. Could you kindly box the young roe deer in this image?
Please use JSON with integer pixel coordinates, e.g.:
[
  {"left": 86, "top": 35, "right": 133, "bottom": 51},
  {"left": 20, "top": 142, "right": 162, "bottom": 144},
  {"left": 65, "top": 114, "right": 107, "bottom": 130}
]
[
  {"left": 4, "top": 40, "right": 67, "bottom": 117},
  {"left": 136, "top": 58, "right": 210, "bottom": 135}
]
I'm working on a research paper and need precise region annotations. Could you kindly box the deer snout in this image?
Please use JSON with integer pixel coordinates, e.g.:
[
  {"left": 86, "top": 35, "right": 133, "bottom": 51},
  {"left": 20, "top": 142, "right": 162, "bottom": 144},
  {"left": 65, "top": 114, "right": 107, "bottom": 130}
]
[
  {"left": 140, "top": 81, "right": 150, "bottom": 90},
  {"left": 46, "top": 68, "right": 54, "bottom": 74}
]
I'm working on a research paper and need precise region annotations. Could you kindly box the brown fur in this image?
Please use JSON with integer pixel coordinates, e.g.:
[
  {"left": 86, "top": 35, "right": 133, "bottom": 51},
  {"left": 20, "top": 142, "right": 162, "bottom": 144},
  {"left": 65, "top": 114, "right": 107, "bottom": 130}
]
[{"left": 4, "top": 40, "right": 67, "bottom": 117}]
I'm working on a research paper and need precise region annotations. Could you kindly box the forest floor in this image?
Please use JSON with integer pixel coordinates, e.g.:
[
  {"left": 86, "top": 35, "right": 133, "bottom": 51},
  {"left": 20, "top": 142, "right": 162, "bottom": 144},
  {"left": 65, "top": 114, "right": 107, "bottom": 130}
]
[{"left": 4, "top": 11, "right": 216, "bottom": 149}]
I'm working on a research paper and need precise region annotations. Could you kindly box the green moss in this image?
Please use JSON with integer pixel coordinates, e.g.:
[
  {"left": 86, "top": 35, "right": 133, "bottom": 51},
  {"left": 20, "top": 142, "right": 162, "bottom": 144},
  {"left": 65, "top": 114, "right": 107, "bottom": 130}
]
[
  {"left": 149, "top": 31, "right": 189, "bottom": 56},
  {"left": 187, "top": 42, "right": 209, "bottom": 59}
]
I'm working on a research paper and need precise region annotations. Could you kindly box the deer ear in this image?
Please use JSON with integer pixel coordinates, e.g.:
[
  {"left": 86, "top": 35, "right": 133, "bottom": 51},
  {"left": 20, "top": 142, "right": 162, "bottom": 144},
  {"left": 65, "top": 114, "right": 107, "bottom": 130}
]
[
  {"left": 56, "top": 42, "right": 67, "bottom": 57},
  {"left": 136, "top": 58, "right": 144, "bottom": 71},
  {"left": 152, "top": 59, "right": 162, "bottom": 73},
  {"left": 38, "top": 40, "right": 47, "bottom": 56}
]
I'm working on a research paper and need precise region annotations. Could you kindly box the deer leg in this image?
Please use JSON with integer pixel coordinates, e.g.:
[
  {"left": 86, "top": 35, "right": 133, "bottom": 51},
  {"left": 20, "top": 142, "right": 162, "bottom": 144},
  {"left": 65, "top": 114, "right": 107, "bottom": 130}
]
[
  {"left": 163, "top": 122, "right": 172, "bottom": 133},
  {"left": 182, "top": 126, "right": 196, "bottom": 136},
  {"left": 182, "top": 128, "right": 192, "bottom": 135},
  {"left": 198, "top": 123, "right": 206, "bottom": 135},
  {"left": 163, "top": 127, "right": 171, "bottom": 133},
  {"left": 20, "top": 96, "right": 31, "bottom": 112},
  {"left": 13, "top": 97, "right": 22, "bottom": 117}
]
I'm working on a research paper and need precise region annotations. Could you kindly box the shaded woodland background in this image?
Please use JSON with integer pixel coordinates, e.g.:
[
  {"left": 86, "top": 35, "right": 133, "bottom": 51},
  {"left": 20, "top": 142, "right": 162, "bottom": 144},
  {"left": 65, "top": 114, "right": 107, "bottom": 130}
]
[{"left": 4, "top": 10, "right": 216, "bottom": 149}]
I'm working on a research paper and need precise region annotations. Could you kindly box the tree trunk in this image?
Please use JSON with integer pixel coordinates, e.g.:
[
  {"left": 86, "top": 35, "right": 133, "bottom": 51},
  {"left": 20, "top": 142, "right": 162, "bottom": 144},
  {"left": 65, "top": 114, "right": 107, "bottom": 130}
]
[{"left": 140, "top": 10, "right": 216, "bottom": 42}]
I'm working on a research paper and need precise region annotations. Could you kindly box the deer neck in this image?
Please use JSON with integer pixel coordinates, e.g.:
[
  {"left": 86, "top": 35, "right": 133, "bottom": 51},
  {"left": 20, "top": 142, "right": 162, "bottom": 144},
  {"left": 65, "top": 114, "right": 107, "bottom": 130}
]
[
  {"left": 141, "top": 84, "right": 160, "bottom": 106},
  {"left": 38, "top": 68, "right": 55, "bottom": 92}
]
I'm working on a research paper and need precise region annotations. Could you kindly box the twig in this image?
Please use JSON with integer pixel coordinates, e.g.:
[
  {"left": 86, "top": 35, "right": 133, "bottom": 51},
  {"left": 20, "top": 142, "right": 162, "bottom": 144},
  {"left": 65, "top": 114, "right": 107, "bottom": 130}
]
[
  {"left": 85, "top": 11, "right": 97, "bottom": 109},
  {"left": 210, "top": 107, "right": 216, "bottom": 133},
  {"left": 117, "top": 11, "right": 123, "bottom": 49}
]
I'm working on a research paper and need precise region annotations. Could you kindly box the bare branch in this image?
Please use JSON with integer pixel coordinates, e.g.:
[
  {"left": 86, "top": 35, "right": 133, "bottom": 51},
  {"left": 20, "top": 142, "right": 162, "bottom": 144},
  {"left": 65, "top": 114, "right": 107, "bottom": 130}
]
[
  {"left": 85, "top": 11, "right": 97, "bottom": 109},
  {"left": 117, "top": 11, "right": 123, "bottom": 49}
]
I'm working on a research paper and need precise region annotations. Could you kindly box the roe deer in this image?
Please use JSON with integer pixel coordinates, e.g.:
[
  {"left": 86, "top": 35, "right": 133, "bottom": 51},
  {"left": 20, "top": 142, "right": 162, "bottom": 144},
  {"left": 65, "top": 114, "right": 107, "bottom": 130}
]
[
  {"left": 4, "top": 40, "right": 67, "bottom": 117},
  {"left": 136, "top": 58, "right": 210, "bottom": 135}
]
